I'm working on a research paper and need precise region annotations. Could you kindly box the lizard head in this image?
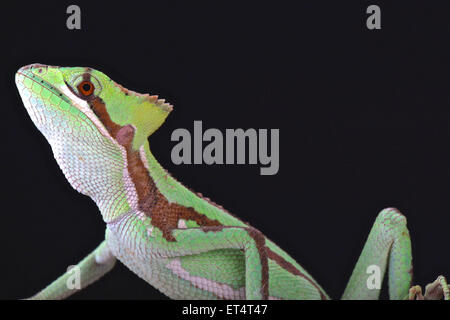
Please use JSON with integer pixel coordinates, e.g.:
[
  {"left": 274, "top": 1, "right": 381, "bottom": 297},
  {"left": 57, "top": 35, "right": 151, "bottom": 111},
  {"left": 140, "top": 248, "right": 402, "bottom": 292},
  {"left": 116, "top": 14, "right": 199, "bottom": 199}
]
[
  {"left": 15, "top": 64, "right": 172, "bottom": 149},
  {"left": 15, "top": 63, "right": 172, "bottom": 201}
]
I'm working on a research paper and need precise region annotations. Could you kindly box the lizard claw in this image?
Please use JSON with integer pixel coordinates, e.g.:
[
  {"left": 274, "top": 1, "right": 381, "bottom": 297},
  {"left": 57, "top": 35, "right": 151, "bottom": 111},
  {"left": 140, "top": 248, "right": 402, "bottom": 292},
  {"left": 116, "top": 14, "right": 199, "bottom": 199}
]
[
  {"left": 409, "top": 276, "right": 449, "bottom": 300},
  {"left": 408, "top": 285, "right": 424, "bottom": 300}
]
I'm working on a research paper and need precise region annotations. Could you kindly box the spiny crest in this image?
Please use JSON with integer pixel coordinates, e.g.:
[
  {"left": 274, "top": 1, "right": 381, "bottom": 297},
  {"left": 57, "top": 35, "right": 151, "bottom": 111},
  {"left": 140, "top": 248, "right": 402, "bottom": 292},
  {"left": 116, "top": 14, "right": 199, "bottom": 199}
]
[
  {"left": 113, "top": 81, "right": 173, "bottom": 113},
  {"left": 84, "top": 68, "right": 174, "bottom": 150}
]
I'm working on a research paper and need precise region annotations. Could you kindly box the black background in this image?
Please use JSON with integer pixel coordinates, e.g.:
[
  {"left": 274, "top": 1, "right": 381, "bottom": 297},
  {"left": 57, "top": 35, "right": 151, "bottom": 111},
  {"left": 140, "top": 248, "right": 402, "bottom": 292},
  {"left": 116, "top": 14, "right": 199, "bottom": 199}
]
[{"left": 1, "top": 1, "right": 449, "bottom": 300}]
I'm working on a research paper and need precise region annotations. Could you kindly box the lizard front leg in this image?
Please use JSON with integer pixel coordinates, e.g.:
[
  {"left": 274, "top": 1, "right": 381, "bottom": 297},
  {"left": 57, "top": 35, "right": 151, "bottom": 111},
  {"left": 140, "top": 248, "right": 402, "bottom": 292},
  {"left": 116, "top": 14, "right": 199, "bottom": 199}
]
[
  {"left": 28, "top": 240, "right": 116, "bottom": 300},
  {"left": 342, "top": 208, "right": 413, "bottom": 300},
  {"left": 168, "top": 226, "right": 269, "bottom": 300}
]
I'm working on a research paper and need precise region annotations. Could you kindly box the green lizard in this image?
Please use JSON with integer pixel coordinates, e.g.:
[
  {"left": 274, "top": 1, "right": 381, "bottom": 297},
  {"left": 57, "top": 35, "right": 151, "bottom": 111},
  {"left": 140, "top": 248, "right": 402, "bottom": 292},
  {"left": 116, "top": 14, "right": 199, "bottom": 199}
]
[{"left": 15, "top": 63, "right": 449, "bottom": 300}]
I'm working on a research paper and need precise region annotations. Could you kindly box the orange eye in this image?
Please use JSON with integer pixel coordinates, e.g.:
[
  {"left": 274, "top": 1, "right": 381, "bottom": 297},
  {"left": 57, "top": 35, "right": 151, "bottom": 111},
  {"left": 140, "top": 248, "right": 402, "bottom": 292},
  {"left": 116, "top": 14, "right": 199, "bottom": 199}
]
[{"left": 77, "top": 80, "right": 95, "bottom": 96}]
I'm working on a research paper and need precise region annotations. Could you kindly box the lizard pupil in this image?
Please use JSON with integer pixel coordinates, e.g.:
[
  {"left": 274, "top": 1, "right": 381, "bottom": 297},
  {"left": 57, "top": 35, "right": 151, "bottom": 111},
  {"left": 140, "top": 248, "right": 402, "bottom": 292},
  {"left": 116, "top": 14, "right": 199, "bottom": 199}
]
[{"left": 78, "top": 80, "right": 94, "bottom": 96}]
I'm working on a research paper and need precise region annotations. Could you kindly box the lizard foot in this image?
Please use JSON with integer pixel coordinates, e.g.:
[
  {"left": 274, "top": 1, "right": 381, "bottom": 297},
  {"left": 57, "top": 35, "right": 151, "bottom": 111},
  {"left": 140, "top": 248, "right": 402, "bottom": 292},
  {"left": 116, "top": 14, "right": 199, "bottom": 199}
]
[{"left": 408, "top": 276, "right": 449, "bottom": 300}]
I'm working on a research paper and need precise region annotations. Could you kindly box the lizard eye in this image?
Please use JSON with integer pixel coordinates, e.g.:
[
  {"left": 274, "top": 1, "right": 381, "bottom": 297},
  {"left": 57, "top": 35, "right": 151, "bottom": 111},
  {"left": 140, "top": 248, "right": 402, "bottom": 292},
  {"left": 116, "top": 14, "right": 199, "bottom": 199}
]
[
  {"left": 77, "top": 80, "right": 95, "bottom": 96},
  {"left": 68, "top": 73, "right": 102, "bottom": 99}
]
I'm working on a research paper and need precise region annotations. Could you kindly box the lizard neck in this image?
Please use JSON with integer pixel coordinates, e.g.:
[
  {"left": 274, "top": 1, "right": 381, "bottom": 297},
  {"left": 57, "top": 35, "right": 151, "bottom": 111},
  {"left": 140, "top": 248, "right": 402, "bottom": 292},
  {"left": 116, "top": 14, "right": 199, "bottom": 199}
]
[
  {"left": 138, "top": 141, "right": 171, "bottom": 193},
  {"left": 137, "top": 140, "right": 201, "bottom": 208},
  {"left": 97, "top": 139, "right": 160, "bottom": 223},
  {"left": 108, "top": 139, "right": 225, "bottom": 241}
]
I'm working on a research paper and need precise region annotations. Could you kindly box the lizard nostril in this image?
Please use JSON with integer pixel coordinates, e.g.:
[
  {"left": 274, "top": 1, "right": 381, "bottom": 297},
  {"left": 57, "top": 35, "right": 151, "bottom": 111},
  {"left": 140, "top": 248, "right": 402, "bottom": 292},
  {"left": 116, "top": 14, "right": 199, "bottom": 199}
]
[{"left": 17, "top": 64, "right": 49, "bottom": 76}]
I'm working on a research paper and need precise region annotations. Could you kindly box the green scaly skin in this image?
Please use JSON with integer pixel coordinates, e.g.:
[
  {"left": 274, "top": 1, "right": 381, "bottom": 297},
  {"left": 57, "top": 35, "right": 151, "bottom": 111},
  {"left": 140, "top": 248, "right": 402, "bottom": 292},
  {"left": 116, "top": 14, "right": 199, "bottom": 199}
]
[{"left": 14, "top": 64, "right": 449, "bottom": 300}]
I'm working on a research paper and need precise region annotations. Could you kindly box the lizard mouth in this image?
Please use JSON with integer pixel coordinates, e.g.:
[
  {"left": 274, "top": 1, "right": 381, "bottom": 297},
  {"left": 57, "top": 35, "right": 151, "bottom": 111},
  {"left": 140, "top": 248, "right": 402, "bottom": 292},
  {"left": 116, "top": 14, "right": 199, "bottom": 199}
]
[
  {"left": 15, "top": 64, "right": 103, "bottom": 141},
  {"left": 16, "top": 65, "right": 68, "bottom": 102},
  {"left": 16, "top": 65, "right": 67, "bottom": 129}
]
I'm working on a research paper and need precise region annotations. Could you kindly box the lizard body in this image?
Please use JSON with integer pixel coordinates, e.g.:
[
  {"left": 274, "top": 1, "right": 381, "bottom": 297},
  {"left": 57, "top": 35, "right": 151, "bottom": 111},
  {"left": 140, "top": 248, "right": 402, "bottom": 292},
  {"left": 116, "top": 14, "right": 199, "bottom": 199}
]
[{"left": 15, "top": 64, "right": 448, "bottom": 300}]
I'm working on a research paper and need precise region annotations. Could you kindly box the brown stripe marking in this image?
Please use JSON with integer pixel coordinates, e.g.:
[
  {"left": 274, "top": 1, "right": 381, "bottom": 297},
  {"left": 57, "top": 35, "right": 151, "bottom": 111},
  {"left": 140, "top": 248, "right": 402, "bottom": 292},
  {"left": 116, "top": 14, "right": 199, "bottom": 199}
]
[
  {"left": 82, "top": 70, "right": 91, "bottom": 82},
  {"left": 87, "top": 95, "right": 326, "bottom": 300},
  {"left": 247, "top": 228, "right": 269, "bottom": 299},
  {"left": 88, "top": 97, "right": 221, "bottom": 242},
  {"left": 87, "top": 93, "right": 324, "bottom": 299},
  {"left": 267, "top": 248, "right": 328, "bottom": 300}
]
